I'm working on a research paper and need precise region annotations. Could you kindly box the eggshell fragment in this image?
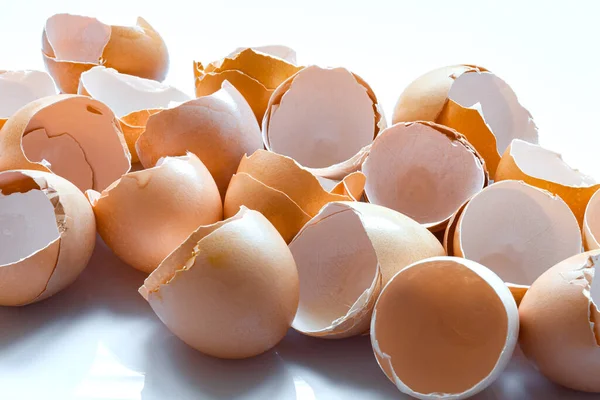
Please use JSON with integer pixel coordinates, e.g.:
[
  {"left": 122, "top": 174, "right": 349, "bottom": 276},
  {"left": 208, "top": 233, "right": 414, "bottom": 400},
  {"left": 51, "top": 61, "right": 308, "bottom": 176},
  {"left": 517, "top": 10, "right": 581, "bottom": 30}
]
[
  {"left": 194, "top": 47, "right": 301, "bottom": 123},
  {"left": 263, "top": 66, "right": 385, "bottom": 179},
  {"left": 519, "top": 251, "right": 600, "bottom": 392},
  {"left": 79, "top": 66, "right": 190, "bottom": 163},
  {"left": 0, "top": 70, "right": 56, "bottom": 129},
  {"left": 371, "top": 256, "right": 518, "bottom": 399},
  {"left": 0, "top": 170, "right": 95, "bottom": 306},
  {"left": 139, "top": 207, "right": 299, "bottom": 359},
  {"left": 289, "top": 202, "right": 445, "bottom": 338},
  {"left": 42, "top": 14, "right": 169, "bottom": 94},
  {"left": 223, "top": 150, "right": 366, "bottom": 242},
  {"left": 362, "top": 121, "right": 487, "bottom": 232},
  {"left": 0, "top": 95, "right": 131, "bottom": 192},
  {"left": 392, "top": 65, "right": 538, "bottom": 178},
  {"left": 584, "top": 189, "right": 600, "bottom": 250},
  {"left": 88, "top": 153, "right": 222, "bottom": 274},
  {"left": 136, "top": 81, "right": 262, "bottom": 197}
]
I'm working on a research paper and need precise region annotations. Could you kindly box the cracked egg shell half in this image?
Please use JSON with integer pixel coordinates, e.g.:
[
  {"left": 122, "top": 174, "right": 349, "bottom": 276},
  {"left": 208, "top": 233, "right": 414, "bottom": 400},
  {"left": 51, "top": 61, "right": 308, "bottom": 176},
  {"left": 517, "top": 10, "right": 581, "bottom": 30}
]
[
  {"left": 42, "top": 13, "right": 169, "bottom": 94},
  {"left": 79, "top": 66, "right": 190, "bottom": 163},
  {"left": 136, "top": 81, "right": 262, "bottom": 198},
  {"left": 224, "top": 150, "right": 366, "bottom": 243},
  {"left": 262, "top": 65, "right": 386, "bottom": 180},
  {"left": 392, "top": 65, "right": 537, "bottom": 178},
  {"left": 194, "top": 46, "right": 301, "bottom": 124},
  {"left": 519, "top": 251, "right": 600, "bottom": 392},
  {"left": 362, "top": 121, "right": 488, "bottom": 232},
  {"left": 289, "top": 201, "right": 444, "bottom": 339},
  {"left": 0, "top": 94, "right": 131, "bottom": 193},
  {"left": 371, "top": 256, "right": 518, "bottom": 399},
  {"left": 139, "top": 207, "right": 299, "bottom": 359},
  {"left": 87, "top": 153, "right": 222, "bottom": 274},
  {"left": 0, "top": 170, "right": 96, "bottom": 306}
]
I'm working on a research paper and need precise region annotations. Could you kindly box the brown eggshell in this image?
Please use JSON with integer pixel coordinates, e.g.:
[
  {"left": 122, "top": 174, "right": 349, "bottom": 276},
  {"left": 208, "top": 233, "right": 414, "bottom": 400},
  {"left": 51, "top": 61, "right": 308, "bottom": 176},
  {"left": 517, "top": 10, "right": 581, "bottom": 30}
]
[
  {"left": 371, "top": 256, "right": 518, "bottom": 399},
  {"left": 88, "top": 153, "right": 222, "bottom": 274},
  {"left": 584, "top": 189, "right": 600, "bottom": 250},
  {"left": 0, "top": 70, "right": 57, "bottom": 127},
  {"left": 519, "top": 251, "right": 600, "bottom": 392},
  {"left": 139, "top": 207, "right": 299, "bottom": 359},
  {"left": 289, "top": 201, "right": 445, "bottom": 338},
  {"left": 136, "top": 81, "right": 262, "bottom": 198},
  {"left": 0, "top": 170, "right": 95, "bottom": 306}
]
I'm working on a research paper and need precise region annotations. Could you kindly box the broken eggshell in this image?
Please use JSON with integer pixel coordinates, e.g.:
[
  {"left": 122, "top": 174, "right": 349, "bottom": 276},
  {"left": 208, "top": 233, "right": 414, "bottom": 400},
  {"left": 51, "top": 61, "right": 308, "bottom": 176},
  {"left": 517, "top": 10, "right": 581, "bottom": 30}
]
[
  {"left": 289, "top": 201, "right": 445, "bottom": 339},
  {"left": 223, "top": 150, "right": 366, "bottom": 243},
  {"left": 0, "top": 169, "right": 95, "bottom": 306},
  {"left": 0, "top": 94, "right": 131, "bottom": 193},
  {"left": 362, "top": 121, "right": 488, "bottom": 232},
  {"left": 392, "top": 65, "right": 537, "bottom": 178},
  {"left": 263, "top": 65, "right": 386, "bottom": 180},
  {"left": 78, "top": 66, "right": 190, "bottom": 163},
  {"left": 583, "top": 189, "right": 600, "bottom": 251},
  {"left": 136, "top": 81, "right": 263, "bottom": 198},
  {"left": 371, "top": 256, "right": 518, "bottom": 400},
  {"left": 139, "top": 207, "right": 299, "bottom": 359},
  {"left": 42, "top": 13, "right": 169, "bottom": 94},
  {"left": 87, "top": 153, "right": 222, "bottom": 274},
  {"left": 519, "top": 251, "right": 600, "bottom": 392}
]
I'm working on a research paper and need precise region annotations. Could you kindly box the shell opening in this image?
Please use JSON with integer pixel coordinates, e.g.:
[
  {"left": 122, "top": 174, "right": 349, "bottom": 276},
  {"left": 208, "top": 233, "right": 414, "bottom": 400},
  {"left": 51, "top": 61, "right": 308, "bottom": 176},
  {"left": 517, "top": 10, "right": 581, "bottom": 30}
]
[
  {"left": 0, "top": 71, "right": 56, "bottom": 118},
  {"left": 44, "top": 14, "right": 111, "bottom": 62}
]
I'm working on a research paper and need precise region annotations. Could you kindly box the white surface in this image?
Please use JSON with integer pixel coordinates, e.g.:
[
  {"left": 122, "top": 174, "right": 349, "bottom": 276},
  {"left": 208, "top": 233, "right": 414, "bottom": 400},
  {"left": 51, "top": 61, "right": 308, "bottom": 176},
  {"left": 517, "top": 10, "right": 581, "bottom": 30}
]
[{"left": 2, "top": 1, "right": 600, "bottom": 399}]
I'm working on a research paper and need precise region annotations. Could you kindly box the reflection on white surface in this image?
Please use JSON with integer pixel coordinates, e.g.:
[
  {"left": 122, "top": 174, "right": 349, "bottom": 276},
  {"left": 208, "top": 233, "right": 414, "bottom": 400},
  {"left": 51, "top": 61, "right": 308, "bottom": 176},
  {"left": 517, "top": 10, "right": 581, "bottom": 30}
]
[{"left": 293, "top": 376, "right": 316, "bottom": 400}]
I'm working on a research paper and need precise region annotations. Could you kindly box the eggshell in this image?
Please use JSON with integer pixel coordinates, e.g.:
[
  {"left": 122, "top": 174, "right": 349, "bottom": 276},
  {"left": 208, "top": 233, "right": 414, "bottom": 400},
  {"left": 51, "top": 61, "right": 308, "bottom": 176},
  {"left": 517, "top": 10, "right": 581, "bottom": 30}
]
[
  {"left": 519, "top": 251, "right": 600, "bottom": 392},
  {"left": 371, "top": 256, "right": 518, "bottom": 399},
  {"left": 223, "top": 150, "right": 366, "bottom": 242},
  {"left": 453, "top": 180, "right": 582, "bottom": 291},
  {"left": 139, "top": 207, "right": 299, "bottom": 359},
  {"left": 0, "top": 70, "right": 56, "bottom": 128},
  {"left": 362, "top": 121, "right": 487, "bottom": 232},
  {"left": 262, "top": 66, "right": 386, "bottom": 179},
  {"left": 584, "top": 189, "right": 600, "bottom": 250},
  {"left": 88, "top": 153, "right": 222, "bottom": 274},
  {"left": 42, "top": 14, "right": 169, "bottom": 93},
  {"left": 194, "top": 47, "right": 301, "bottom": 123},
  {"left": 289, "top": 201, "right": 445, "bottom": 339},
  {"left": 0, "top": 95, "right": 131, "bottom": 192},
  {"left": 136, "top": 81, "right": 262, "bottom": 198},
  {"left": 0, "top": 170, "right": 95, "bottom": 306},
  {"left": 392, "top": 65, "right": 538, "bottom": 178}
]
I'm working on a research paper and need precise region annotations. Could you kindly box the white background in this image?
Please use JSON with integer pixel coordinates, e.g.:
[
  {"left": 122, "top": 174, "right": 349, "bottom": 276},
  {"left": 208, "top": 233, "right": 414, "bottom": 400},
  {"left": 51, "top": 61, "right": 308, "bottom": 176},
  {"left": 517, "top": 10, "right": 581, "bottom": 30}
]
[{"left": 1, "top": 1, "right": 600, "bottom": 399}]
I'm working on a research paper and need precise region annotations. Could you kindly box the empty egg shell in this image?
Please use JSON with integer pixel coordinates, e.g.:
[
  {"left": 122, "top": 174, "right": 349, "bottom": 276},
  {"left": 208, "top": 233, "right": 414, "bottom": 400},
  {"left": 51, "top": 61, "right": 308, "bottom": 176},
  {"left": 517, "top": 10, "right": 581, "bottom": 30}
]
[
  {"left": 362, "top": 121, "right": 488, "bottom": 232},
  {"left": 289, "top": 201, "right": 444, "bottom": 339},
  {"left": 0, "top": 70, "right": 56, "bottom": 129},
  {"left": 519, "top": 251, "right": 600, "bottom": 392},
  {"left": 371, "top": 256, "right": 518, "bottom": 399},
  {"left": 78, "top": 66, "right": 190, "bottom": 163},
  {"left": 0, "top": 95, "right": 131, "bottom": 192},
  {"left": 193, "top": 47, "right": 301, "bottom": 124},
  {"left": 584, "top": 190, "right": 600, "bottom": 250},
  {"left": 87, "top": 153, "right": 222, "bottom": 274},
  {"left": 42, "top": 14, "right": 169, "bottom": 94},
  {"left": 0, "top": 170, "right": 95, "bottom": 306},
  {"left": 139, "top": 207, "right": 299, "bottom": 359},
  {"left": 263, "top": 66, "right": 386, "bottom": 179},
  {"left": 496, "top": 139, "right": 599, "bottom": 226},
  {"left": 223, "top": 150, "right": 366, "bottom": 242},
  {"left": 136, "top": 81, "right": 262, "bottom": 198},
  {"left": 392, "top": 65, "right": 538, "bottom": 178}
]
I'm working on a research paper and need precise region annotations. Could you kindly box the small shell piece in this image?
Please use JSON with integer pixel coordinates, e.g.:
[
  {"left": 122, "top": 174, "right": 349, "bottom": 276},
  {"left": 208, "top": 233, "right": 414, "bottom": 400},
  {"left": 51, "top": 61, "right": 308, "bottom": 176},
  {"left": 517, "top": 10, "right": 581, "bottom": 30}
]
[
  {"left": 139, "top": 207, "right": 299, "bottom": 359},
  {"left": 519, "top": 251, "right": 600, "bottom": 392},
  {"left": 392, "top": 65, "right": 537, "bottom": 178},
  {"left": 88, "top": 153, "right": 222, "bottom": 274},
  {"left": 136, "top": 81, "right": 262, "bottom": 198},
  {"left": 362, "top": 121, "right": 487, "bottom": 232},
  {"left": 371, "top": 256, "right": 518, "bottom": 399},
  {"left": 194, "top": 47, "right": 301, "bottom": 124},
  {"left": 42, "top": 14, "right": 169, "bottom": 94},
  {"left": 289, "top": 201, "right": 444, "bottom": 339},
  {"left": 0, "top": 95, "right": 131, "bottom": 193},
  {"left": 78, "top": 66, "right": 190, "bottom": 163},
  {"left": 0, "top": 170, "right": 95, "bottom": 306},
  {"left": 223, "top": 150, "right": 366, "bottom": 243},
  {"left": 262, "top": 66, "right": 386, "bottom": 180},
  {"left": 584, "top": 190, "right": 600, "bottom": 251}
]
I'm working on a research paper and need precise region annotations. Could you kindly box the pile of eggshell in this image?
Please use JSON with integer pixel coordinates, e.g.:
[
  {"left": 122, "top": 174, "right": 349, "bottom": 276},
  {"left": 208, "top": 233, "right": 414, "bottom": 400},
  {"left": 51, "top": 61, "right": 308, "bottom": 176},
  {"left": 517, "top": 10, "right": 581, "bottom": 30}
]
[{"left": 2, "top": 12, "right": 600, "bottom": 400}]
